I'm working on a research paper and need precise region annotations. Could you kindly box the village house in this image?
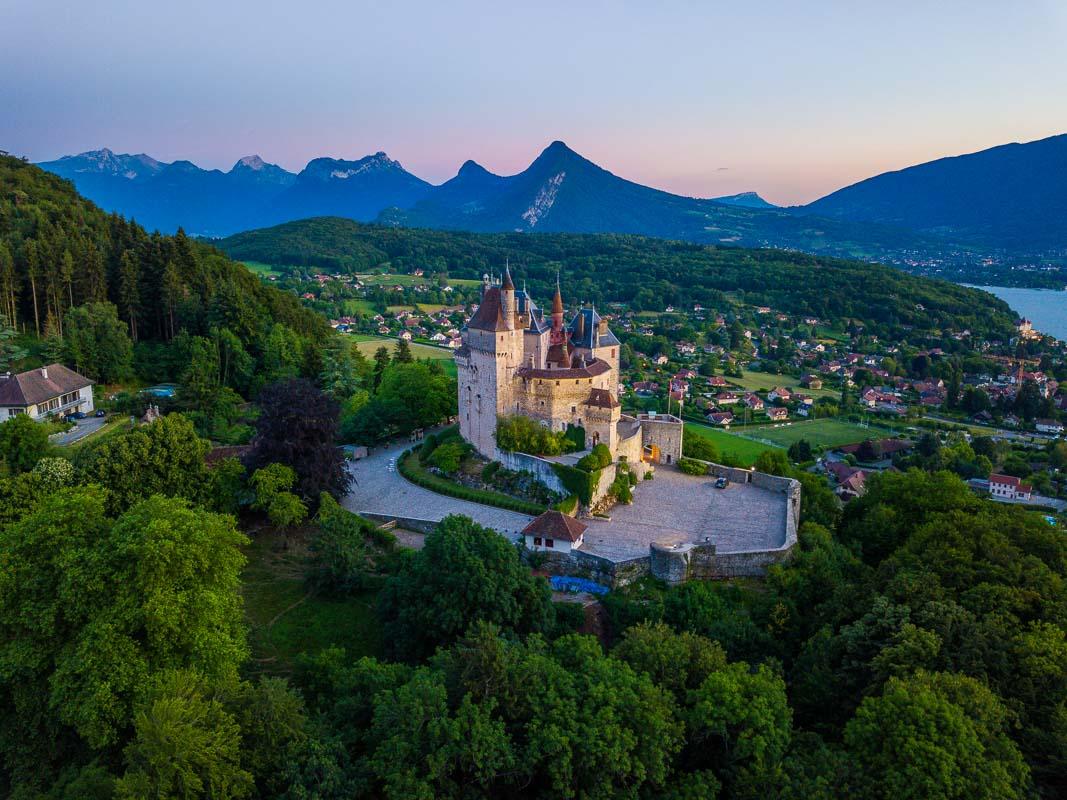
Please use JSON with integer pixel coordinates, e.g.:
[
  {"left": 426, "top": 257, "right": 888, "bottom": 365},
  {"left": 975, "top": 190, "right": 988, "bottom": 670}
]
[
  {"left": 743, "top": 394, "right": 764, "bottom": 411},
  {"left": 767, "top": 386, "right": 792, "bottom": 403},
  {"left": 0, "top": 364, "right": 94, "bottom": 420},
  {"left": 767, "top": 407, "right": 788, "bottom": 421},
  {"left": 1036, "top": 418, "right": 1064, "bottom": 435},
  {"left": 988, "top": 473, "right": 1032, "bottom": 501}
]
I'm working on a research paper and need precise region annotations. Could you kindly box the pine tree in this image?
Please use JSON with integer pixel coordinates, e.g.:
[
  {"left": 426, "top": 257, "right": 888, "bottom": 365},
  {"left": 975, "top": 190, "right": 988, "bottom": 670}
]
[
  {"left": 0, "top": 313, "right": 27, "bottom": 372},
  {"left": 23, "top": 240, "right": 40, "bottom": 335},
  {"left": 41, "top": 314, "right": 64, "bottom": 364},
  {"left": 372, "top": 345, "right": 390, "bottom": 390},
  {"left": 118, "top": 251, "right": 141, "bottom": 341},
  {"left": 394, "top": 337, "right": 414, "bottom": 363}
]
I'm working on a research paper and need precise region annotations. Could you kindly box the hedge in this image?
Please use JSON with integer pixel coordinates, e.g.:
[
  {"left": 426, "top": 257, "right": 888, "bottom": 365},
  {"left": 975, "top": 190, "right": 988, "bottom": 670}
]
[
  {"left": 398, "top": 450, "right": 546, "bottom": 515},
  {"left": 677, "top": 457, "right": 709, "bottom": 476}
]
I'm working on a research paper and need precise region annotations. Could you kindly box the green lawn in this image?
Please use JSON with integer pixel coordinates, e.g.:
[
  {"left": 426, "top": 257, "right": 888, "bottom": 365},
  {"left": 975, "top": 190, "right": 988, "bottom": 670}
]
[
  {"left": 357, "top": 272, "right": 480, "bottom": 288},
  {"left": 240, "top": 528, "right": 382, "bottom": 677},
  {"left": 684, "top": 422, "right": 780, "bottom": 467},
  {"left": 734, "top": 418, "right": 887, "bottom": 449},
  {"left": 351, "top": 335, "right": 457, "bottom": 377},
  {"left": 726, "top": 369, "right": 836, "bottom": 399},
  {"left": 240, "top": 260, "right": 285, "bottom": 278},
  {"left": 341, "top": 298, "right": 378, "bottom": 315}
]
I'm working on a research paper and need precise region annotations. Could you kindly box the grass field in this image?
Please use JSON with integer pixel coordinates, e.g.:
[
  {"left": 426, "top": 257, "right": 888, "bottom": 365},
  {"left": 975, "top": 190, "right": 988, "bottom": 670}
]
[
  {"left": 241, "top": 528, "right": 382, "bottom": 677},
  {"left": 727, "top": 369, "right": 836, "bottom": 399},
  {"left": 241, "top": 260, "right": 285, "bottom": 278},
  {"left": 350, "top": 335, "right": 457, "bottom": 377},
  {"left": 357, "top": 272, "right": 481, "bottom": 288},
  {"left": 684, "top": 422, "right": 779, "bottom": 467},
  {"left": 341, "top": 298, "right": 378, "bottom": 315},
  {"left": 734, "top": 418, "right": 886, "bottom": 449}
]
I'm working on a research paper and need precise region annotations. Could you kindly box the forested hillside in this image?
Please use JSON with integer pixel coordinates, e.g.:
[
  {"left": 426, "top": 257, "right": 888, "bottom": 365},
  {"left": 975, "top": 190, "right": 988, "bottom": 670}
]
[
  {"left": 0, "top": 155, "right": 325, "bottom": 348},
  {"left": 217, "top": 216, "right": 1018, "bottom": 340}
]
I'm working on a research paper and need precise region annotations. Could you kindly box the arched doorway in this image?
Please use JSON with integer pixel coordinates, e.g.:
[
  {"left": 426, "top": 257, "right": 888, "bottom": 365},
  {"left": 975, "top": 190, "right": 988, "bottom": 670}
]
[{"left": 643, "top": 444, "right": 660, "bottom": 463}]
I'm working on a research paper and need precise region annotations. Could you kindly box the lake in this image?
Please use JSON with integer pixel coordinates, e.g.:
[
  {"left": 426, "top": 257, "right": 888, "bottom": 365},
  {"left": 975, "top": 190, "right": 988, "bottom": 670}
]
[{"left": 970, "top": 285, "right": 1067, "bottom": 341}]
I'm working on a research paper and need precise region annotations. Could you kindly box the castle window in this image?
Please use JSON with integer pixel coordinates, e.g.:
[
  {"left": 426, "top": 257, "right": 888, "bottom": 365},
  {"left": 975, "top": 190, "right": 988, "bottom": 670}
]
[
  {"left": 555, "top": 380, "right": 560, "bottom": 386},
  {"left": 612, "top": 349, "right": 616, "bottom": 357},
  {"left": 571, "top": 406, "right": 576, "bottom": 413},
  {"left": 575, "top": 380, "right": 579, "bottom": 385}
]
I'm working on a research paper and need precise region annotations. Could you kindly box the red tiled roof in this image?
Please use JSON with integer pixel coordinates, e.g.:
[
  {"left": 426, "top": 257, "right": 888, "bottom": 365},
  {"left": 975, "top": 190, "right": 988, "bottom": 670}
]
[
  {"left": 583, "top": 388, "right": 619, "bottom": 409},
  {"left": 522, "top": 510, "right": 587, "bottom": 543}
]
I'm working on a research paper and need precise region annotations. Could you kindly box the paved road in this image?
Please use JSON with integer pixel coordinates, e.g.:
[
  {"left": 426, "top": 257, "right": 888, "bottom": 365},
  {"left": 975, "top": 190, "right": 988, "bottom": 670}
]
[
  {"left": 51, "top": 416, "right": 106, "bottom": 446},
  {"left": 342, "top": 439, "right": 534, "bottom": 542}
]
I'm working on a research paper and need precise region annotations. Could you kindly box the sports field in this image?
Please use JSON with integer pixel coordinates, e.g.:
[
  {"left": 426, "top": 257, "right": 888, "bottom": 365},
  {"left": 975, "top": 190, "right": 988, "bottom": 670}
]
[
  {"left": 733, "top": 418, "right": 884, "bottom": 449},
  {"left": 683, "top": 422, "right": 779, "bottom": 467}
]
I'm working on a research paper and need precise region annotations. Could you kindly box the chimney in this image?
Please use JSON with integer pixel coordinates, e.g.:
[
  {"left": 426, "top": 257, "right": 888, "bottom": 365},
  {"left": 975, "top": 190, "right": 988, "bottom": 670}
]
[{"left": 40, "top": 367, "right": 47, "bottom": 380}]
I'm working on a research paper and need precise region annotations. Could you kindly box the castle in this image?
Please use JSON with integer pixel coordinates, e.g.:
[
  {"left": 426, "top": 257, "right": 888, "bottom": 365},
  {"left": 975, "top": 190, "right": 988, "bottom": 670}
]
[{"left": 455, "top": 266, "right": 683, "bottom": 471}]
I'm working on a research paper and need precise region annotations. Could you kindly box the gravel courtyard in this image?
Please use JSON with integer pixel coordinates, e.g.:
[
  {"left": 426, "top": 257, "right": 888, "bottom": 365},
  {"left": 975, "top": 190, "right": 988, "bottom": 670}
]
[{"left": 580, "top": 467, "right": 789, "bottom": 561}]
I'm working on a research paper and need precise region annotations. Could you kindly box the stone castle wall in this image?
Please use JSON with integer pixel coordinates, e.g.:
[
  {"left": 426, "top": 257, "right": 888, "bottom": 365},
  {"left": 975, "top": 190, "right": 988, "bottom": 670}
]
[{"left": 638, "top": 414, "right": 684, "bottom": 464}]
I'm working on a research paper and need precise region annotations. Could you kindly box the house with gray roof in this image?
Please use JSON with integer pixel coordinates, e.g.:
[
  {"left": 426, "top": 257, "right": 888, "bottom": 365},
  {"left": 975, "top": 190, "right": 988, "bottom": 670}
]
[{"left": 0, "top": 364, "right": 94, "bottom": 420}]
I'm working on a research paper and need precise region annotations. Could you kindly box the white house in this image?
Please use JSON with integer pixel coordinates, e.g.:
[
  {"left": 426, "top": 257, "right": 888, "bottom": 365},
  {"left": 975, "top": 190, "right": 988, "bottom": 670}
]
[
  {"left": 522, "top": 510, "right": 587, "bottom": 555},
  {"left": 1036, "top": 418, "right": 1064, "bottom": 435},
  {"left": 988, "top": 473, "right": 1032, "bottom": 502},
  {"left": 0, "top": 364, "right": 94, "bottom": 420}
]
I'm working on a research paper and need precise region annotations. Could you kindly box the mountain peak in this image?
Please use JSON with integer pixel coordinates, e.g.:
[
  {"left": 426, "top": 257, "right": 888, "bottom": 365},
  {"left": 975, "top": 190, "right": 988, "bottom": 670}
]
[
  {"left": 458, "top": 159, "right": 491, "bottom": 177},
  {"left": 234, "top": 154, "right": 266, "bottom": 171}
]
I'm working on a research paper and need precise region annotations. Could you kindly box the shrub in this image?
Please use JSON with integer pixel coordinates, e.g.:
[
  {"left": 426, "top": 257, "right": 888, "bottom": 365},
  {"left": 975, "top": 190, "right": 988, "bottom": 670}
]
[
  {"left": 496, "top": 415, "right": 562, "bottom": 455},
  {"left": 427, "top": 441, "right": 468, "bottom": 474},
  {"left": 684, "top": 435, "right": 720, "bottom": 463},
  {"left": 576, "top": 443, "right": 612, "bottom": 472},
  {"left": 554, "top": 495, "right": 579, "bottom": 514},
  {"left": 31, "top": 456, "right": 75, "bottom": 492},
  {"left": 481, "top": 460, "right": 501, "bottom": 482},
  {"left": 677, "top": 457, "right": 708, "bottom": 476}
]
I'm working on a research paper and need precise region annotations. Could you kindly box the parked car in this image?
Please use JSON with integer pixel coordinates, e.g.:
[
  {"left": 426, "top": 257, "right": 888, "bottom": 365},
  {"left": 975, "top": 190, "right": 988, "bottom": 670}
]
[
  {"left": 70, "top": 411, "right": 87, "bottom": 420},
  {"left": 715, "top": 476, "right": 729, "bottom": 489},
  {"left": 95, "top": 409, "right": 106, "bottom": 418}
]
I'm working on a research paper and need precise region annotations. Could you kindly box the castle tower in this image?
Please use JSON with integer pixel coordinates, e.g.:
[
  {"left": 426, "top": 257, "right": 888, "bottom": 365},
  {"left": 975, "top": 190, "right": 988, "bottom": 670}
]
[
  {"left": 501, "top": 263, "right": 516, "bottom": 331},
  {"left": 455, "top": 270, "right": 524, "bottom": 458}
]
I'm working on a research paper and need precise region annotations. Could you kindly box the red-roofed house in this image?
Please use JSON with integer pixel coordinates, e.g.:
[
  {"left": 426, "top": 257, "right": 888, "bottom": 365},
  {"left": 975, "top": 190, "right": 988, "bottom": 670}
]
[
  {"left": 988, "top": 474, "right": 1032, "bottom": 501},
  {"left": 522, "top": 511, "right": 588, "bottom": 554}
]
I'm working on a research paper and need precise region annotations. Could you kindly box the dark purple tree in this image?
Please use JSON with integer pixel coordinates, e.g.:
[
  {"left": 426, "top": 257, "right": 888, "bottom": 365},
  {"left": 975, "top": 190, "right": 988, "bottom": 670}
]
[{"left": 246, "top": 378, "right": 351, "bottom": 503}]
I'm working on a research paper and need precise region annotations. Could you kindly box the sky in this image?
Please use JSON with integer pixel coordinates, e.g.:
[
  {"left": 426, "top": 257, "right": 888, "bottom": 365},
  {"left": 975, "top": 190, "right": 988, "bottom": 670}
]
[{"left": 3, "top": 0, "right": 1066, "bottom": 205}]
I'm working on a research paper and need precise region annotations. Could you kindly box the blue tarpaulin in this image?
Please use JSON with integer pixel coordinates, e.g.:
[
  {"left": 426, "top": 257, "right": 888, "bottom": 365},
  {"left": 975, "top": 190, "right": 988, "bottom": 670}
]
[{"left": 549, "top": 575, "right": 610, "bottom": 596}]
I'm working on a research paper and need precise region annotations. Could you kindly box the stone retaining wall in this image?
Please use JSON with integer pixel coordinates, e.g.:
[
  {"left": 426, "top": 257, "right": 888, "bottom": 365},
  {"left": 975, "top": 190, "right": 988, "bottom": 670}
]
[{"left": 357, "top": 512, "right": 440, "bottom": 535}]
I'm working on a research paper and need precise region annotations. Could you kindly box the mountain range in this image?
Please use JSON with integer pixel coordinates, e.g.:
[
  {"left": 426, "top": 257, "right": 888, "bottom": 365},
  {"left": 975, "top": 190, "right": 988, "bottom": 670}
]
[{"left": 38, "top": 133, "right": 1067, "bottom": 264}]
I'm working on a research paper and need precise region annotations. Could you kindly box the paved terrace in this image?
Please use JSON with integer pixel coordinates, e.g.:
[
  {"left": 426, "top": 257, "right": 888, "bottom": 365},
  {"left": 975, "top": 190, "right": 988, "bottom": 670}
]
[
  {"left": 343, "top": 440, "right": 788, "bottom": 564},
  {"left": 342, "top": 438, "right": 533, "bottom": 543},
  {"left": 580, "top": 467, "right": 788, "bottom": 562}
]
